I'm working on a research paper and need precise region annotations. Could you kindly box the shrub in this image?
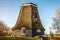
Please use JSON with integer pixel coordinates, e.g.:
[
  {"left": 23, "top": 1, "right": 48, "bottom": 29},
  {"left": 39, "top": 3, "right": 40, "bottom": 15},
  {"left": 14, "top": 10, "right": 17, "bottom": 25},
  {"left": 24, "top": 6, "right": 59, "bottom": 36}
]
[{"left": 53, "top": 37, "right": 60, "bottom": 40}]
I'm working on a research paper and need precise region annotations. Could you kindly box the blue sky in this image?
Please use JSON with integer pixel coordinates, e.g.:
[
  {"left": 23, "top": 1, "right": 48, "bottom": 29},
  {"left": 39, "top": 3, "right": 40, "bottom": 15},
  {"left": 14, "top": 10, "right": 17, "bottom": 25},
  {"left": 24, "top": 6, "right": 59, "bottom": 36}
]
[{"left": 0, "top": 0, "right": 60, "bottom": 34}]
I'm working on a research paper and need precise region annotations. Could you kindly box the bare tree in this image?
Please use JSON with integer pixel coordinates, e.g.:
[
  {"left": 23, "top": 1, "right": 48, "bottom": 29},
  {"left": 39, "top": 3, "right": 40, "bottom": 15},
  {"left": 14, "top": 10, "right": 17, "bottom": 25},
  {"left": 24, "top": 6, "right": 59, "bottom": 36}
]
[
  {"left": 52, "top": 8, "right": 60, "bottom": 33},
  {"left": 0, "top": 20, "right": 9, "bottom": 36}
]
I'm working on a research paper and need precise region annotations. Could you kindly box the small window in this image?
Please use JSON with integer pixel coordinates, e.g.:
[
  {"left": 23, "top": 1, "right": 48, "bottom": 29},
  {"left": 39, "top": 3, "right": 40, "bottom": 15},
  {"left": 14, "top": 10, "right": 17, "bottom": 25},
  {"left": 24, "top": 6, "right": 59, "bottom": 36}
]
[
  {"left": 37, "top": 29, "right": 41, "bottom": 32},
  {"left": 33, "top": 14, "right": 37, "bottom": 23},
  {"left": 35, "top": 18, "right": 37, "bottom": 21},
  {"left": 23, "top": 29, "right": 25, "bottom": 33},
  {"left": 33, "top": 18, "right": 37, "bottom": 22},
  {"left": 21, "top": 27, "right": 26, "bottom": 35}
]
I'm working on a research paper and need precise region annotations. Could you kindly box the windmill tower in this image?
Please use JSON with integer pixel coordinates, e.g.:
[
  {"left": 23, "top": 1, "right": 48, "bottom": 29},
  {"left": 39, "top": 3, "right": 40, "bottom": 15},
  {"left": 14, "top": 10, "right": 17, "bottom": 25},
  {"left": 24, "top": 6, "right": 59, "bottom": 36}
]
[{"left": 12, "top": 3, "right": 45, "bottom": 37}]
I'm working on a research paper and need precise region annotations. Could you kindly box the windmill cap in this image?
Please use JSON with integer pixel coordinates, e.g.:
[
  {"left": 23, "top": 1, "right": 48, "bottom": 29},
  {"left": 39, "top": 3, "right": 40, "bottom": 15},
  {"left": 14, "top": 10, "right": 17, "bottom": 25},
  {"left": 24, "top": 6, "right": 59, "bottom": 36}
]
[{"left": 22, "top": 2, "right": 37, "bottom": 7}]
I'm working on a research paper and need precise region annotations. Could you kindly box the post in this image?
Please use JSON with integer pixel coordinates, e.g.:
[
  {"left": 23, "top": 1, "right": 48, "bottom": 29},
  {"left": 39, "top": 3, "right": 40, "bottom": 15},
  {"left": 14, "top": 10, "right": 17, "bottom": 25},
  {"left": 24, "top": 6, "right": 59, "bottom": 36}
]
[{"left": 49, "top": 27, "right": 51, "bottom": 40}]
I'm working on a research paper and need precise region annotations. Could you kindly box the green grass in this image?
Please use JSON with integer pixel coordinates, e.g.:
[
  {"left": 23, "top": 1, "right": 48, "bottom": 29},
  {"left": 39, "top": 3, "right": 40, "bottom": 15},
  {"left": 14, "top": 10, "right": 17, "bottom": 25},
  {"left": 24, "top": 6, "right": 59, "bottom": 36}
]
[{"left": 0, "top": 36, "right": 40, "bottom": 40}]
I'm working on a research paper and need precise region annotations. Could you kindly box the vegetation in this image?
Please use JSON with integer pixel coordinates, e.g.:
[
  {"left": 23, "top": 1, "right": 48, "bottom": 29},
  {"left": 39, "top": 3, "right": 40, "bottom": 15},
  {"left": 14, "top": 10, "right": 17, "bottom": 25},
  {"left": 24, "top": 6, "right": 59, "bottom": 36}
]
[
  {"left": 52, "top": 8, "right": 60, "bottom": 33},
  {"left": 0, "top": 20, "right": 9, "bottom": 36},
  {"left": 53, "top": 37, "right": 60, "bottom": 40},
  {"left": 0, "top": 36, "right": 40, "bottom": 40}
]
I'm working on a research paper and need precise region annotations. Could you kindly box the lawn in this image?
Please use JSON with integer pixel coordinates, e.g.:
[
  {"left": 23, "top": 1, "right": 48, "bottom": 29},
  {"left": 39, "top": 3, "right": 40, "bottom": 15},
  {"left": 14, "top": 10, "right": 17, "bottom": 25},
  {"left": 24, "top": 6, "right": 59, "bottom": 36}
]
[{"left": 0, "top": 36, "right": 40, "bottom": 40}]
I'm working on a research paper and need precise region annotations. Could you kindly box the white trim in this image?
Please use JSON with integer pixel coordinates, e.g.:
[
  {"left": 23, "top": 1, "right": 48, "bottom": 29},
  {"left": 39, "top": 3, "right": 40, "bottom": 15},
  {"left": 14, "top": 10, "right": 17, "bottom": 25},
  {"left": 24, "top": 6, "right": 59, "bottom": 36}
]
[
  {"left": 37, "top": 29, "right": 41, "bottom": 32},
  {"left": 21, "top": 27, "right": 26, "bottom": 35},
  {"left": 22, "top": 4, "right": 37, "bottom": 7}
]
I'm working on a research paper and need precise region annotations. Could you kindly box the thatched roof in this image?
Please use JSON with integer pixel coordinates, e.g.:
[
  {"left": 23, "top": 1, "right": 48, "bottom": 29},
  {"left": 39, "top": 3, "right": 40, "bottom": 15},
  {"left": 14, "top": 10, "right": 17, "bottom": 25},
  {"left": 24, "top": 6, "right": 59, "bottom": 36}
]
[{"left": 12, "top": 3, "right": 45, "bottom": 30}]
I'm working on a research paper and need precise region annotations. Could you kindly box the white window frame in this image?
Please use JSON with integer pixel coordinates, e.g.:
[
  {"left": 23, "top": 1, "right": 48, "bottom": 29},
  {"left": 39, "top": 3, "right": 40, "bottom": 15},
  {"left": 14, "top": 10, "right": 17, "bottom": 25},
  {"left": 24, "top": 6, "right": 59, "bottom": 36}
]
[
  {"left": 37, "top": 29, "right": 41, "bottom": 33},
  {"left": 21, "top": 27, "right": 26, "bottom": 35}
]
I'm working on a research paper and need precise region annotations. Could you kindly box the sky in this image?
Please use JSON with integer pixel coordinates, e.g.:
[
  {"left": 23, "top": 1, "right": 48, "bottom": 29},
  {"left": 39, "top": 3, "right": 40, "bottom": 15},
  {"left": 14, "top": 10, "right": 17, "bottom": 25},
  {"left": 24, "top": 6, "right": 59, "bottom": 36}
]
[{"left": 0, "top": 0, "right": 60, "bottom": 34}]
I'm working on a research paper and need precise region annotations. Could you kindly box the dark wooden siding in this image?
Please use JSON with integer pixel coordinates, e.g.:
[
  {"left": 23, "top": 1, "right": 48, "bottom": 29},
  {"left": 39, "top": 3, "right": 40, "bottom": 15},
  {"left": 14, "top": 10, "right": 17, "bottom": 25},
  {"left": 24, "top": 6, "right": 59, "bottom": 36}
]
[{"left": 32, "top": 29, "right": 44, "bottom": 37}]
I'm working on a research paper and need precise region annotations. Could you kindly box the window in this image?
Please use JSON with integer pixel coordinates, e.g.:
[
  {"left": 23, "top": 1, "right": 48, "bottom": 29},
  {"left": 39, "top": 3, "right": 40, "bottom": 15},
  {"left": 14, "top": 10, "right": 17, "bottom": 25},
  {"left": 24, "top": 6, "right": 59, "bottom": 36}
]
[
  {"left": 21, "top": 27, "right": 26, "bottom": 35},
  {"left": 33, "top": 18, "right": 37, "bottom": 22},
  {"left": 33, "top": 14, "right": 37, "bottom": 23},
  {"left": 34, "top": 18, "right": 37, "bottom": 21},
  {"left": 23, "top": 29, "right": 25, "bottom": 33},
  {"left": 37, "top": 29, "right": 41, "bottom": 33}
]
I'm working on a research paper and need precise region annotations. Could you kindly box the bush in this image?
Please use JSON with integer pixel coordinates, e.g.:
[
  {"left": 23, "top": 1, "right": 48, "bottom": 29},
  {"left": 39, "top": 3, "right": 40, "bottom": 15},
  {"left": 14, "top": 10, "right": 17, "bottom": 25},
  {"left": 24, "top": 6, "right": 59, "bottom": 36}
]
[{"left": 53, "top": 37, "right": 60, "bottom": 40}]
